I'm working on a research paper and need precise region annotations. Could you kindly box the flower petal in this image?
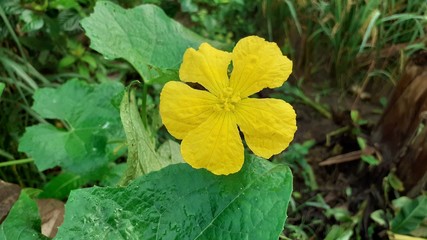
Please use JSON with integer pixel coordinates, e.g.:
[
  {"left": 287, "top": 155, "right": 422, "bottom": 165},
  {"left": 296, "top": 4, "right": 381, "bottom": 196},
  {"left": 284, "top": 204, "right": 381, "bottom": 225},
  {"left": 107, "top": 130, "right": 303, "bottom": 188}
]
[
  {"left": 230, "top": 36, "right": 292, "bottom": 98},
  {"left": 181, "top": 112, "right": 244, "bottom": 175},
  {"left": 235, "top": 98, "right": 297, "bottom": 158},
  {"left": 160, "top": 81, "right": 217, "bottom": 139},
  {"left": 179, "top": 43, "right": 232, "bottom": 96}
]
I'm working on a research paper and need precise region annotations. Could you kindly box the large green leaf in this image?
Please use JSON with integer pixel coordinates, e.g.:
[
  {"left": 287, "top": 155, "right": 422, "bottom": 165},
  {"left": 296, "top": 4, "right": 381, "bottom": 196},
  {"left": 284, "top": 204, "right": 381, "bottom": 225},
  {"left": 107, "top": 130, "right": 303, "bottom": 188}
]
[
  {"left": 19, "top": 79, "right": 124, "bottom": 176},
  {"left": 0, "top": 192, "right": 47, "bottom": 240},
  {"left": 391, "top": 195, "right": 427, "bottom": 234},
  {"left": 119, "top": 90, "right": 183, "bottom": 185},
  {"left": 81, "top": 1, "right": 223, "bottom": 84},
  {"left": 55, "top": 157, "right": 293, "bottom": 240}
]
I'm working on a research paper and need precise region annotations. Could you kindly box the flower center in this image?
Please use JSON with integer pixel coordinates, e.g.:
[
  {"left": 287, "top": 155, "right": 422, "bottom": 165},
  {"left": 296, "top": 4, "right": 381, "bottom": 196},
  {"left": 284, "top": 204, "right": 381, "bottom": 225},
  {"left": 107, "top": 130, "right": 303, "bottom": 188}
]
[{"left": 214, "top": 87, "right": 241, "bottom": 112}]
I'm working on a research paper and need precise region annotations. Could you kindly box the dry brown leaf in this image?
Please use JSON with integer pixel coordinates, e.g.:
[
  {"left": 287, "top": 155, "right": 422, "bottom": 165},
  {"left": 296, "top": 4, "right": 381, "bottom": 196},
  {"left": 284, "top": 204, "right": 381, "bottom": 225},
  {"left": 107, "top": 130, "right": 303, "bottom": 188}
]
[
  {"left": 319, "top": 147, "right": 375, "bottom": 166},
  {"left": 37, "top": 199, "right": 65, "bottom": 238},
  {"left": 0, "top": 180, "right": 21, "bottom": 223}
]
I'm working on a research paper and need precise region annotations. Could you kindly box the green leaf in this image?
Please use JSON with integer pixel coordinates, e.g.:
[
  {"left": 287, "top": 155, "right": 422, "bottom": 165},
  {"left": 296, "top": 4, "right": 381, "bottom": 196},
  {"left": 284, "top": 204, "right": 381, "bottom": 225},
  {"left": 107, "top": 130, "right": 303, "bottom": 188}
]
[
  {"left": 410, "top": 218, "right": 427, "bottom": 237},
  {"left": 357, "top": 136, "right": 367, "bottom": 150},
  {"left": 361, "top": 155, "right": 380, "bottom": 165},
  {"left": 387, "top": 171, "right": 405, "bottom": 192},
  {"left": 119, "top": 90, "right": 183, "bottom": 185},
  {"left": 180, "top": 0, "right": 198, "bottom": 13},
  {"left": 58, "top": 55, "right": 77, "bottom": 68},
  {"left": 324, "top": 225, "right": 353, "bottom": 240},
  {"left": 392, "top": 197, "right": 412, "bottom": 210},
  {"left": 350, "top": 110, "right": 359, "bottom": 123},
  {"left": 55, "top": 157, "right": 293, "bottom": 240},
  {"left": 0, "top": 82, "right": 4, "bottom": 97},
  {"left": 99, "top": 163, "right": 127, "bottom": 186},
  {"left": 326, "top": 208, "right": 352, "bottom": 222},
  {"left": 22, "top": 188, "right": 43, "bottom": 199},
  {"left": 39, "top": 172, "right": 86, "bottom": 200},
  {"left": 81, "top": 1, "right": 224, "bottom": 84},
  {"left": 81, "top": 54, "right": 97, "bottom": 69},
  {"left": 20, "top": 10, "right": 44, "bottom": 32},
  {"left": 57, "top": 9, "right": 82, "bottom": 32},
  {"left": 19, "top": 79, "right": 125, "bottom": 177},
  {"left": 370, "top": 209, "right": 387, "bottom": 226},
  {"left": 0, "top": 192, "right": 47, "bottom": 240},
  {"left": 49, "top": 0, "right": 81, "bottom": 10},
  {"left": 391, "top": 195, "right": 427, "bottom": 234}
]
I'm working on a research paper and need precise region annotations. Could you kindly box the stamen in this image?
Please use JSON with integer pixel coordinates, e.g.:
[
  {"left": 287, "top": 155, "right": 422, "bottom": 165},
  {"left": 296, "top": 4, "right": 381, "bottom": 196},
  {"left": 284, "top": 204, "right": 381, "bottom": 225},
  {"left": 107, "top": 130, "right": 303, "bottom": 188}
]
[{"left": 214, "top": 87, "right": 241, "bottom": 112}]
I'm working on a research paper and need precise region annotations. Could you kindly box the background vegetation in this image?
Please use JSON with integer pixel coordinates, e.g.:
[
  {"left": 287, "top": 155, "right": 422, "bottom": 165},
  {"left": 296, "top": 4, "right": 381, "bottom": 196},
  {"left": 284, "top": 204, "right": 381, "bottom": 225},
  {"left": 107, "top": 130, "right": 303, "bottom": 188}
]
[{"left": 1, "top": 0, "right": 426, "bottom": 239}]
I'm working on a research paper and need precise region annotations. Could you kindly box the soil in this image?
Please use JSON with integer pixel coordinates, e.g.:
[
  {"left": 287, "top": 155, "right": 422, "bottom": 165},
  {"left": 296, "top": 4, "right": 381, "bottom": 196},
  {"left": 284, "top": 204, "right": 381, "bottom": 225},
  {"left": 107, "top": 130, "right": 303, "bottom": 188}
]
[{"left": 285, "top": 81, "right": 387, "bottom": 238}]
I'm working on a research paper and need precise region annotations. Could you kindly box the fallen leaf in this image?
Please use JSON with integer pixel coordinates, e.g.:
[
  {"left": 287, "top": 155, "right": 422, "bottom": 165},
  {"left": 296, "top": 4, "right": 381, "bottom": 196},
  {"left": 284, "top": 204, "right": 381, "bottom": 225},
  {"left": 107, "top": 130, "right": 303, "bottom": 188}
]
[
  {"left": 37, "top": 199, "right": 65, "bottom": 238},
  {"left": 0, "top": 180, "right": 21, "bottom": 223}
]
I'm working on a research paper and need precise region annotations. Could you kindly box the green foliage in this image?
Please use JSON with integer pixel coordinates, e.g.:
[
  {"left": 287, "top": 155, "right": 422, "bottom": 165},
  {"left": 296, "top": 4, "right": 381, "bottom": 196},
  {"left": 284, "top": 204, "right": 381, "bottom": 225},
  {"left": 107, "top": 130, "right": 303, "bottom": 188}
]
[
  {"left": 99, "top": 163, "right": 127, "bottom": 186},
  {"left": 280, "top": 83, "right": 332, "bottom": 119},
  {"left": 370, "top": 209, "right": 387, "bottom": 227},
  {"left": 55, "top": 156, "right": 293, "bottom": 240},
  {"left": 0, "top": 0, "right": 132, "bottom": 186},
  {"left": 0, "top": 192, "right": 47, "bottom": 240},
  {"left": 38, "top": 172, "right": 86, "bottom": 200},
  {"left": 119, "top": 89, "right": 183, "bottom": 185},
  {"left": 324, "top": 225, "right": 353, "bottom": 240},
  {"left": 391, "top": 195, "right": 427, "bottom": 235},
  {"left": 385, "top": 171, "right": 405, "bottom": 192},
  {"left": 278, "top": 140, "right": 317, "bottom": 190},
  {"left": 19, "top": 79, "right": 125, "bottom": 177},
  {"left": 180, "top": 0, "right": 261, "bottom": 42},
  {"left": 81, "top": 1, "right": 222, "bottom": 84},
  {"left": 266, "top": 0, "right": 427, "bottom": 87},
  {"left": 354, "top": 125, "right": 380, "bottom": 166},
  {"left": 0, "top": 0, "right": 89, "bottom": 69},
  {"left": 0, "top": 82, "right": 4, "bottom": 97}
]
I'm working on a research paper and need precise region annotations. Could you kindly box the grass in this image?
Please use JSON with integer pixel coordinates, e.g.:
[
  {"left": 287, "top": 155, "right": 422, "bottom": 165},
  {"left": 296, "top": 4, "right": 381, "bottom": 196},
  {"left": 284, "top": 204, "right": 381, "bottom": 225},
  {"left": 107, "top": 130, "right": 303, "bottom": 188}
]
[{"left": 263, "top": 0, "right": 427, "bottom": 89}]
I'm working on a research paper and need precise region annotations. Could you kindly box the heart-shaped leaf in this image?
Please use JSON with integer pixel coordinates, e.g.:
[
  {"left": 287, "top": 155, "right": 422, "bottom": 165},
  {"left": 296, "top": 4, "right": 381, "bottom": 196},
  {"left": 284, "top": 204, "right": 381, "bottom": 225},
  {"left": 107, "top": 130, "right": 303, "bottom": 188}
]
[
  {"left": 19, "top": 79, "right": 124, "bottom": 177},
  {"left": 55, "top": 156, "right": 293, "bottom": 240},
  {"left": 81, "top": 1, "right": 225, "bottom": 84}
]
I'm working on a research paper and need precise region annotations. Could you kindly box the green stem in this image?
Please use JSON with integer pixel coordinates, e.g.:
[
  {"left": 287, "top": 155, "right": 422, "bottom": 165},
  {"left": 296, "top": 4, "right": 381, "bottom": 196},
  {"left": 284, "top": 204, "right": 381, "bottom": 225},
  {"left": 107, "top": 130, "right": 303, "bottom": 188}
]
[
  {"left": 0, "top": 158, "right": 34, "bottom": 167},
  {"left": 141, "top": 83, "right": 148, "bottom": 128}
]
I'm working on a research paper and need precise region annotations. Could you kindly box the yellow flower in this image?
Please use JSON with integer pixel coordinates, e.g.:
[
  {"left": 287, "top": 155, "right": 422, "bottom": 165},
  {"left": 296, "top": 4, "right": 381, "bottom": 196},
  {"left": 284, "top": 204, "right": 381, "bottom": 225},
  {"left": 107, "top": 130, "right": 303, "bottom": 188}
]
[{"left": 159, "top": 36, "right": 297, "bottom": 175}]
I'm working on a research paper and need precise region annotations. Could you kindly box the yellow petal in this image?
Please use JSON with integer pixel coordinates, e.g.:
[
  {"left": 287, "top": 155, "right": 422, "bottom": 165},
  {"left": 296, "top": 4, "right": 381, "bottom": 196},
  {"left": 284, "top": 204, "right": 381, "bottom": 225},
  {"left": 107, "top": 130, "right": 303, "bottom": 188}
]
[
  {"left": 159, "top": 81, "right": 217, "bottom": 139},
  {"left": 235, "top": 98, "right": 297, "bottom": 158},
  {"left": 181, "top": 112, "right": 244, "bottom": 175},
  {"left": 179, "top": 43, "right": 232, "bottom": 96},
  {"left": 230, "top": 36, "right": 293, "bottom": 98}
]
